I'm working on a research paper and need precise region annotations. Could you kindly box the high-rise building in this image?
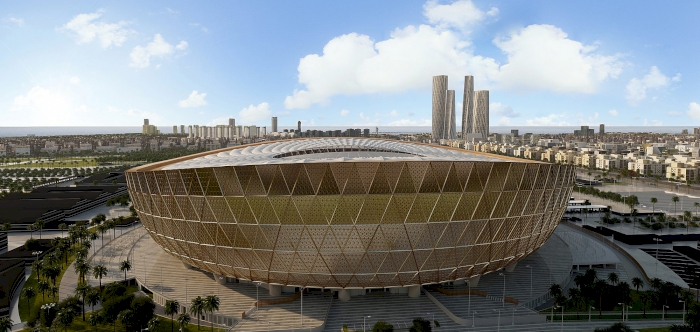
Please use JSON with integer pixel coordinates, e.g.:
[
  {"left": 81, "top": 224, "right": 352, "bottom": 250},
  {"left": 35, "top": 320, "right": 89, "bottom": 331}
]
[
  {"left": 511, "top": 129, "right": 519, "bottom": 137},
  {"left": 180, "top": 125, "right": 185, "bottom": 134},
  {"left": 298, "top": 121, "right": 301, "bottom": 132},
  {"left": 144, "top": 119, "right": 149, "bottom": 126},
  {"left": 229, "top": 118, "right": 235, "bottom": 127},
  {"left": 173, "top": 126, "right": 178, "bottom": 134},
  {"left": 271, "top": 117, "right": 278, "bottom": 133},
  {"left": 445, "top": 90, "right": 456, "bottom": 139},
  {"left": 473, "top": 90, "right": 489, "bottom": 138},
  {"left": 431, "top": 75, "right": 448, "bottom": 140},
  {"left": 461, "top": 76, "right": 474, "bottom": 137},
  {"left": 600, "top": 124, "right": 605, "bottom": 135}
]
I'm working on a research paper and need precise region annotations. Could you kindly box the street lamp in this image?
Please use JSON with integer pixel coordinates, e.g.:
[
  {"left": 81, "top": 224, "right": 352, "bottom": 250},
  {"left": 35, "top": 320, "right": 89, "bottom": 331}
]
[
  {"left": 493, "top": 309, "right": 501, "bottom": 332},
  {"left": 300, "top": 287, "right": 305, "bottom": 326},
  {"left": 680, "top": 300, "right": 686, "bottom": 323},
  {"left": 653, "top": 238, "right": 663, "bottom": 275},
  {"left": 363, "top": 315, "right": 371, "bottom": 332},
  {"left": 466, "top": 279, "right": 471, "bottom": 316},
  {"left": 498, "top": 272, "right": 506, "bottom": 307},
  {"left": 526, "top": 265, "right": 533, "bottom": 300},
  {"left": 618, "top": 303, "right": 625, "bottom": 322},
  {"left": 589, "top": 306, "right": 595, "bottom": 322},
  {"left": 255, "top": 282, "right": 261, "bottom": 310},
  {"left": 663, "top": 305, "right": 669, "bottom": 321}
]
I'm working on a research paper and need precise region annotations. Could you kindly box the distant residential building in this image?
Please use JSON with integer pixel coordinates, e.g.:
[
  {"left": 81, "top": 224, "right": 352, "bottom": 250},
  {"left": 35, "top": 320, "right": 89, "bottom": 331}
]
[{"left": 271, "top": 117, "right": 278, "bottom": 133}]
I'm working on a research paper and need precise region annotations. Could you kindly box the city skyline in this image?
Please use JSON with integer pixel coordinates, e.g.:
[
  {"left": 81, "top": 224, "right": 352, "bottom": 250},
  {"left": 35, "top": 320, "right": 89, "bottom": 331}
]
[{"left": 1, "top": 1, "right": 698, "bottom": 128}]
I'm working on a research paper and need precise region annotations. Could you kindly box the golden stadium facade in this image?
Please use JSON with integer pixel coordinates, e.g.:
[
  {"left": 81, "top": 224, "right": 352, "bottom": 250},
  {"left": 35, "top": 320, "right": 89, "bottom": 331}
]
[{"left": 125, "top": 138, "right": 574, "bottom": 289}]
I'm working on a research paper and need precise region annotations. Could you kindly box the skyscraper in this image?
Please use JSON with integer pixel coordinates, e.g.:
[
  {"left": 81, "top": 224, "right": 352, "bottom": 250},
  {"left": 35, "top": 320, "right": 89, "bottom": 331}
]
[
  {"left": 445, "top": 90, "right": 456, "bottom": 139},
  {"left": 271, "top": 117, "right": 278, "bottom": 133},
  {"left": 473, "top": 90, "right": 489, "bottom": 138},
  {"left": 461, "top": 76, "right": 474, "bottom": 137},
  {"left": 600, "top": 124, "right": 605, "bottom": 135},
  {"left": 431, "top": 75, "right": 448, "bottom": 140},
  {"left": 229, "top": 118, "right": 235, "bottom": 127},
  {"left": 298, "top": 121, "right": 301, "bottom": 132}
]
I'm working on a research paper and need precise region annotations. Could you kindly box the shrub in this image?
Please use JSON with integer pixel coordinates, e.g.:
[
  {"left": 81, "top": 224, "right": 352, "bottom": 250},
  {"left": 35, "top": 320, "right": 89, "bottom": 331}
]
[
  {"left": 594, "top": 322, "right": 633, "bottom": 332},
  {"left": 101, "top": 283, "right": 126, "bottom": 302},
  {"left": 373, "top": 321, "right": 394, "bottom": 332},
  {"left": 651, "top": 223, "right": 664, "bottom": 230},
  {"left": 24, "top": 238, "right": 41, "bottom": 251},
  {"left": 669, "top": 222, "right": 677, "bottom": 228}
]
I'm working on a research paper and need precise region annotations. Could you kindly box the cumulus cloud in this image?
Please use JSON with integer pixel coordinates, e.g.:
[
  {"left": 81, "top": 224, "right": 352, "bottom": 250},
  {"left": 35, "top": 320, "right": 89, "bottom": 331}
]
[
  {"left": 491, "top": 102, "right": 519, "bottom": 118},
  {"left": 523, "top": 114, "right": 570, "bottom": 126},
  {"left": 625, "top": 66, "right": 679, "bottom": 105},
  {"left": 129, "top": 34, "right": 187, "bottom": 68},
  {"left": 178, "top": 90, "right": 207, "bottom": 108},
  {"left": 686, "top": 102, "right": 700, "bottom": 120},
  {"left": 423, "top": 0, "right": 498, "bottom": 32},
  {"left": 608, "top": 109, "right": 618, "bottom": 116},
  {"left": 285, "top": 4, "right": 623, "bottom": 109},
  {"left": 238, "top": 102, "right": 272, "bottom": 123},
  {"left": 3, "top": 17, "right": 24, "bottom": 26},
  {"left": 340, "top": 109, "right": 350, "bottom": 116},
  {"left": 495, "top": 24, "right": 623, "bottom": 93},
  {"left": 189, "top": 23, "right": 209, "bottom": 33},
  {"left": 60, "top": 10, "right": 133, "bottom": 48}
]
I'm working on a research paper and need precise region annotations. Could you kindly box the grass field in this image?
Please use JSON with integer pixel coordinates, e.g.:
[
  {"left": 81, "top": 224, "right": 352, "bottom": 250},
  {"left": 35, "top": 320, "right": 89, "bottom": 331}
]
[
  {"left": 0, "top": 158, "right": 103, "bottom": 169},
  {"left": 19, "top": 252, "right": 76, "bottom": 322}
]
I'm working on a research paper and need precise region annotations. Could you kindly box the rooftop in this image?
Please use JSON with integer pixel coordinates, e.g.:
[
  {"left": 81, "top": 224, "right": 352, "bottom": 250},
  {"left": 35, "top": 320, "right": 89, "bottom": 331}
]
[{"left": 160, "top": 138, "right": 523, "bottom": 170}]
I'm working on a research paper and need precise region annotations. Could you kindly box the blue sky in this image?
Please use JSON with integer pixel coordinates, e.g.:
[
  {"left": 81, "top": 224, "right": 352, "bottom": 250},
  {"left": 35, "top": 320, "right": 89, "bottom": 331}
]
[{"left": 1, "top": 0, "right": 698, "bottom": 128}]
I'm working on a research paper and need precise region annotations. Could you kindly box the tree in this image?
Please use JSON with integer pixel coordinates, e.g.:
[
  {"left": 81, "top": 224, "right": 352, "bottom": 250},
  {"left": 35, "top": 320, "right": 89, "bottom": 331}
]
[
  {"left": 673, "top": 196, "right": 680, "bottom": 218},
  {"left": 549, "top": 284, "right": 563, "bottom": 319},
  {"left": 118, "top": 309, "right": 135, "bottom": 331},
  {"left": 75, "top": 260, "right": 91, "bottom": 283},
  {"left": 686, "top": 302, "right": 700, "bottom": 330},
  {"left": 0, "top": 223, "right": 11, "bottom": 232},
  {"left": 49, "top": 285, "right": 59, "bottom": 300},
  {"left": 639, "top": 291, "right": 656, "bottom": 318},
  {"left": 58, "top": 223, "right": 68, "bottom": 238},
  {"left": 0, "top": 317, "right": 13, "bottom": 332},
  {"left": 651, "top": 197, "right": 658, "bottom": 216},
  {"left": 38, "top": 280, "right": 50, "bottom": 301},
  {"left": 75, "top": 282, "right": 91, "bottom": 321},
  {"left": 34, "top": 219, "right": 45, "bottom": 239},
  {"left": 131, "top": 296, "right": 156, "bottom": 330},
  {"left": 631, "top": 277, "right": 644, "bottom": 292},
  {"left": 204, "top": 295, "right": 220, "bottom": 332},
  {"left": 92, "top": 264, "right": 108, "bottom": 289},
  {"left": 165, "top": 300, "right": 180, "bottom": 332},
  {"left": 409, "top": 317, "right": 432, "bottom": 332},
  {"left": 119, "top": 260, "right": 131, "bottom": 281},
  {"left": 695, "top": 202, "right": 700, "bottom": 221},
  {"left": 44, "top": 265, "right": 60, "bottom": 286},
  {"left": 22, "top": 287, "right": 36, "bottom": 317},
  {"left": 593, "top": 280, "right": 608, "bottom": 317},
  {"left": 373, "top": 321, "right": 394, "bottom": 332},
  {"left": 54, "top": 308, "right": 76, "bottom": 332},
  {"left": 88, "top": 311, "right": 104, "bottom": 329},
  {"left": 593, "top": 322, "right": 633, "bottom": 332},
  {"left": 86, "top": 288, "right": 100, "bottom": 313},
  {"left": 178, "top": 313, "right": 191, "bottom": 332},
  {"left": 608, "top": 272, "right": 619, "bottom": 286},
  {"left": 148, "top": 317, "right": 161, "bottom": 332},
  {"left": 190, "top": 296, "right": 205, "bottom": 331}
]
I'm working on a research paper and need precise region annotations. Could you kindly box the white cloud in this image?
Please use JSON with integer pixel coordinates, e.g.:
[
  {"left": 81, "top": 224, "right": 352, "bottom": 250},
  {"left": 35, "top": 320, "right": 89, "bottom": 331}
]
[
  {"left": 285, "top": 9, "right": 623, "bottom": 109},
  {"left": 608, "top": 109, "right": 618, "bottom": 116},
  {"left": 523, "top": 114, "right": 570, "bottom": 126},
  {"left": 495, "top": 24, "right": 623, "bottom": 93},
  {"left": 390, "top": 110, "right": 399, "bottom": 117},
  {"left": 3, "top": 17, "right": 24, "bottom": 26},
  {"left": 642, "top": 119, "right": 662, "bottom": 126},
  {"left": 60, "top": 11, "right": 132, "bottom": 48},
  {"left": 491, "top": 102, "right": 519, "bottom": 118},
  {"left": 129, "top": 34, "right": 187, "bottom": 68},
  {"left": 625, "top": 66, "right": 678, "bottom": 105},
  {"left": 178, "top": 90, "right": 207, "bottom": 108},
  {"left": 189, "top": 23, "right": 209, "bottom": 33},
  {"left": 238, "top": 102, "right": 272, "bottom": 123},
  {"left": 423, "top": 0, "right": 498, "bottom": 32},
  {"left": 387, "top": 118, "right": 431, "bottom": 126},
  {"left": 69, "top": 76, "right": 81, "bottom": 84},
  {"left": 667, "top": 111, "right": 681, "bottom": 116},
  {"left": 686, "top": 102, "right": 700, "bottom": 120},
  {"left": 340, "top": 109, "right": 350, "bottom": 116}
]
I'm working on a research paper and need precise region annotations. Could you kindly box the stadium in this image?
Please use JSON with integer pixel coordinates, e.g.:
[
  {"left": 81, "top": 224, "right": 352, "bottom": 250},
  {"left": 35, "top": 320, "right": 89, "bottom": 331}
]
[{"left": 124, "top": 138, "right": 575, "bottom": 295}]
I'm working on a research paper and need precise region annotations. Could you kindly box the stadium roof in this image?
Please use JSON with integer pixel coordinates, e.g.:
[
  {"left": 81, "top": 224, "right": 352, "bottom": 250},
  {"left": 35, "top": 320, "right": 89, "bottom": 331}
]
[{"left": 162, "top": 138, "right": 515, "bottom": 170}]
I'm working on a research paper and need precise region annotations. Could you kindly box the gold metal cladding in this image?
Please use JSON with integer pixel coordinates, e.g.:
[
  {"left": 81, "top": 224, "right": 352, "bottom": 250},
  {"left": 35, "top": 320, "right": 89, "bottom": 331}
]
[{"left": 126, "top": 161, "right": 575, "bottom": 289}]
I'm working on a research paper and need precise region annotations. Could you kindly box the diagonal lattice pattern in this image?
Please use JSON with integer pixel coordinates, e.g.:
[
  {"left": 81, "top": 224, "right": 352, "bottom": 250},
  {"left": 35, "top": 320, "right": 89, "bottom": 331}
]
[{"left": 126, "top": 157, "right": 574, "bottom": 289}]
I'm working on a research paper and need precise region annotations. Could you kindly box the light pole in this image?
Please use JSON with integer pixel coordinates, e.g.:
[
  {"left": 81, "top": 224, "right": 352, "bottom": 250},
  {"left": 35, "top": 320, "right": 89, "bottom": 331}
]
[
  {"left": 663, "top": 305, "right": 669, "bottom": 321},
  {"left": 363, "top": 315, "right": 371, "bottom": 332},
  {"left": 589, "top": 306, "right": 595, "bottom": 322},
  {"left": 300, "top": 287, "right": 305, "bottom": 326},
  {"left": 618, "top": 302, "right": 624, "bottom": 322},
  {"left": 653, "top": 238, "right": 662, "bottom": 275},
  {"left": 526, "top": 265, "right": 533, "bottom": 300},
  {"left": 466, "top": 279, "right": 471, "bottom": 316},
  {"left": 499, "top": 272, "right": 505, "bottom": 307},
  {"left": 494, "top": 309, "right": 501, "bottom": 332},
  {"left": 680, "top": 300, "right": 686, "bottom": 323},
  {"left": 472, "top": 311, "right": 476, "bottom": 328},
  {"left": 255, "top": 282, "right": 261, "bottom": 310}
]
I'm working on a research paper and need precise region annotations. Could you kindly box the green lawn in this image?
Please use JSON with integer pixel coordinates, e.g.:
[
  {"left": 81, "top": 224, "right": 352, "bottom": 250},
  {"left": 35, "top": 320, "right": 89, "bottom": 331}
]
[
  {"left": 638, "top": 328, "right": 671, "bottom": 332},
  {"left": 0, "top": 158, "right": 101, "bottom": 169},
  {"left": 20, "top": 314, "right": 229, "bottom": 332},
  {"left": 19, "top": 252, "right": 76, "bottom": 322}
]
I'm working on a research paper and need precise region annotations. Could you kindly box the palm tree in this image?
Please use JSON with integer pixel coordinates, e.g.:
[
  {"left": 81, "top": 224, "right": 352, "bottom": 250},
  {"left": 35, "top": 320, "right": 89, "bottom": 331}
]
[
  {"left": 672, "top": 196, "right": 680, "bottom": 218},
  {"left": 639, "top": 291, "right": 656, "bottom": 318},
  {"left": 97, "top": 224, "right": 107, "bottom": 247},
  {"left": 34, "top": 219, "right": 45, "bottom": 239},
  {"left": 631, "top": 277, "right": 644, "bottom": 292},
  {"left": 593, "top": 279, "right": 608, "bottom": 317},
  {"left": 695, "top": 202, "right": 700, "bottom": 222},
  {"left": 148, "top": 317, "right": 161, "bottom": 332},
  {"left": 178, "top": 313, "right": 191, "bottom": 332},
  {"left": 607, "top": 272, "right": 619, "bottom": 286},
  {"left": 118, "top": 309, "right": 134, "bottom": 330},
  {"left": 0, "top": 317, "right": 13, "bottom": 332},
  {"left": 190, "top": 297, "right": 205, "bottom": 331},
  {"left": 165, "top": 300, "right": 180, "bottom": 332},
  {"left": 75, "top": 282, "right": 91, "bottom": 320},
  {"left": 0, "top": 223, "right": 11, "bottom": 232},
  {"left": 21, "top": 287, "right": 36, "bottom": 317},
  {"left": 567, "top": 288, "right": 582, "bottom": 319},
  {"left": 119, "top": 260, "right": 131, "bottom": 281},
  {"left": 88, "top": 312, "right": 104, "bottom": 329},
  {"left": 85, "top": 288, "right": 100, "bottom": 313},
  {"left": 37, "top": 280, "right": 49, "bottom": 301},
  {"left": 92, "top": 264, "right": 108, "bottom": 289},
  {"left": 650, "top": 197, "right": 658, "bottom": 216},
  {"left": 75, "top": 260, "right": 91, "bottom": 283},
  {"left": 49, "top": 285, "right": 58, "bottom": 300},
  {"left": 548, "top": 284, "right": 562, "bottom": 321},
  {"left": 204, "top": 295, "right": 220, "bottom": 332},
  {"left": 26, "top": 224, "right": 34, "bottom": 239},
  {"left": 58, "top": 223, "right": 67, "bottom": 238}
]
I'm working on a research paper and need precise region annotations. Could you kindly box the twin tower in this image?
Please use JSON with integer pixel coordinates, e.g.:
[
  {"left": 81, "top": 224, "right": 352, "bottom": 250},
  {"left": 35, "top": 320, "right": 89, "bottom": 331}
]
[{"left": 431, "top": 75, "right": 489, "bottom": 141}]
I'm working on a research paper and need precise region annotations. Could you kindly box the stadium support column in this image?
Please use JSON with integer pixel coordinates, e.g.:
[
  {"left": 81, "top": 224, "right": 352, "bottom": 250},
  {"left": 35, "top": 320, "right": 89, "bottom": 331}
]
[
  {"left": 338, "top": 289, "right": 351, "bottom": 302},
  {"left": 505, "top": 261, "right": 518, "bottom": 273},
  {"left": 408, "top": 285, "right": 420, "bottom": 298},
  {"left": 269, "top": 284, "right": 281, "bottom": 296},
  {"left": 468, "top": 275, "right": 481, "bottom": 287}
]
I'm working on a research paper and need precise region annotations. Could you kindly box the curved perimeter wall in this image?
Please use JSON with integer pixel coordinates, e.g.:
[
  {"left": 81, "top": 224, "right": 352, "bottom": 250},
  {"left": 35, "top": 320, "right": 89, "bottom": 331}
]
[{"left": 126, "top": 161, "right": 575, "bottom": 289}]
